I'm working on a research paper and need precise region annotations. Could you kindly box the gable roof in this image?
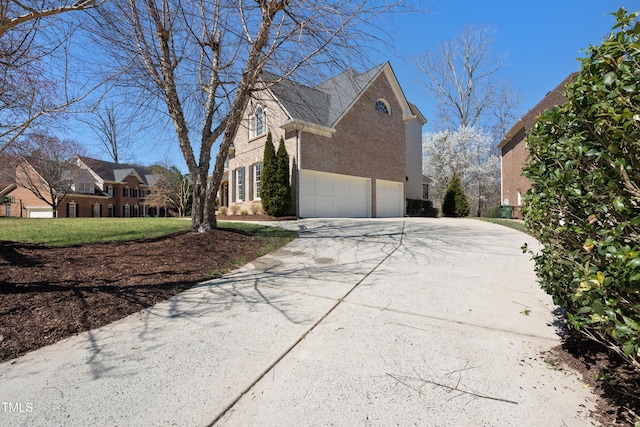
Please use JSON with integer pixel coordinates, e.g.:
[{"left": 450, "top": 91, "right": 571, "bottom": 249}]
[
  {"left": 0, "top": 153, "right": 17, "bottom": 190},
  {"left": 265, "top": 62, "right": 416, "bottom": 134},
  {"left": 76, "top": 156, "right": 158, "bottom": 186},
  {"left": 498, "top": 72, "right": 577, "bottom": 148}
]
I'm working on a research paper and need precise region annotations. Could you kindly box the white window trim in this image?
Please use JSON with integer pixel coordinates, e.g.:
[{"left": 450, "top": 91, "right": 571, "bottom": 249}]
[
  {"left": 375, "top": 98, "right": 391, "bottom": 115},
  {"left": 249, "top": 105, "right": 267, "bottom": 139},
  {"left": 254, "top": 163, "right": 262, "bottom": 200},
  {"left": 237, "top": 167, "right": 245, "bottom": 202}
]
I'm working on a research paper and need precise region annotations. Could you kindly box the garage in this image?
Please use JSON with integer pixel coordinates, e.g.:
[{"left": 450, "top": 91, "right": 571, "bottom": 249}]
[
  {"left": 375, "top": 179, "right": 404, "bottom": 217},
  {"left": 28, "top": 207, "right": 54, "bottom": 218},
  {"left": 300, "top": 169, "right": 370, "bottom": 218}
]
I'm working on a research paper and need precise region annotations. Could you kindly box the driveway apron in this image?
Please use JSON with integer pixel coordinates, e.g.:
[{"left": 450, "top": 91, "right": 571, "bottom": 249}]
[{"left": 0, "top": 218, "right": 596, "bottom": 426}]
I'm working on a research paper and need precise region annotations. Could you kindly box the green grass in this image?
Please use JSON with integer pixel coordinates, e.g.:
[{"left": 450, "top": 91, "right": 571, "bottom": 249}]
[
  {"left": 0, "top": 218, "right": 298, "bottom": 251},
  {"left": 475, "top": 217, "right": 532, "bottom": 236},
  {"left": 0, "top": 217, "right": 193, "bottom": 246}
]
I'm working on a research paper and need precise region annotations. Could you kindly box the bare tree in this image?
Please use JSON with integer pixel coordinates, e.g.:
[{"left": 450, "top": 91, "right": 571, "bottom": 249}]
[
  {"left": 147, "top": 165, "right": 192, "bottom": 217},
  {"left": 14, "top": 133, "right": 85, "bottom": 217},
  {"left": 415, "top": 24, "right": 520, "bottom": 136},
  {"left": 0, "top": 0, "right": 100, "bottom": 38},
  {"left": 82, "top": 103, "right": 130, "bottom": 163},
  {"left": 0, "top": 0, "right": 102, "bottom": 154},
  {"left": 91, "top": 0, "right": 401, "bottom": 232}
]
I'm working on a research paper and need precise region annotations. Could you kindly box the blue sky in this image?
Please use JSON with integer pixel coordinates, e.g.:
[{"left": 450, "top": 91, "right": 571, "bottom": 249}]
[
  {"left": 378, "top": 1, "right": 639, "bottom": 133},
  {"left": 70, "top": 1, "right": 639, "bottom": 171}
]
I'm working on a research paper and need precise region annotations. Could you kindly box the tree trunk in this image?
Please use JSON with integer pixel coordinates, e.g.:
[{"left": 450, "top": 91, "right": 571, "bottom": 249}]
[{"left": 190, "top": 172, "right": 211, "bottom": 232}]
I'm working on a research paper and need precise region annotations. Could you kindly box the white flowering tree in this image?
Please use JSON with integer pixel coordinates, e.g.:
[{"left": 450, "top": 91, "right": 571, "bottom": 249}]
[{"left": 422, "top": 126, "right": 500, "bottom": 216}]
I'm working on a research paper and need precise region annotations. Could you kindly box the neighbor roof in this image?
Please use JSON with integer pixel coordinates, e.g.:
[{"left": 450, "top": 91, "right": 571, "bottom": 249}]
[
  {"left": 498, "top": 72, "right": 577, "bottom": 149},
  {"left": 77, "top": 157, "right": 157, "bottom": 186}
]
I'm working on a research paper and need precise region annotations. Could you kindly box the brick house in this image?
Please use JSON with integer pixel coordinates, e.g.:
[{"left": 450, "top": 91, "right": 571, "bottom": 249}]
[
  {"left": 498, "top": 73, "right": 576, "bottom": 219},
  {"left": 222, "top": 62, "right": 426, "bottom": 218},
  {"left": 2, "top": 156, "right": 163, "bottom": 218}
]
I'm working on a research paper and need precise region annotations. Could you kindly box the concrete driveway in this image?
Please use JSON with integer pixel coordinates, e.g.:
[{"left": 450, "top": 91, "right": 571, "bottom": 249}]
[{"left": 0, "top": 218, "right": 596, "bottom": 426}]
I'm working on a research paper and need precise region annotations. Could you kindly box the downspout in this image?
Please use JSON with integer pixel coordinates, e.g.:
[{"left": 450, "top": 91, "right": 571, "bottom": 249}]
[
  {"left": 500, "top": 154, "right": 504, "bottom": 204},
  {"left": 297, "top": 128, "right": 302, "bottom": 218}
]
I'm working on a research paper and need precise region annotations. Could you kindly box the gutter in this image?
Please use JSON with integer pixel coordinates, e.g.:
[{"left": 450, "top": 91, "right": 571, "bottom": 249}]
[{"left": 498, "top": 119, "right": 524, "bottom": 149}]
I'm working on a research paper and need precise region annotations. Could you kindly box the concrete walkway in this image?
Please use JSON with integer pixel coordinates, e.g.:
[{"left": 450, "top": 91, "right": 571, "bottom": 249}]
[{"left": 0, "top": 218, "right": 596, "bottom": 426}]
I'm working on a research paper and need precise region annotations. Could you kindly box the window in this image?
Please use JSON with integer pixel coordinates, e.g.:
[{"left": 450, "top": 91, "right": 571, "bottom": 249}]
[
  {"left": 76, "top": 182, "right": 92, "bottom": 193},
  {"left": 132, "top": 188, "right": 139, "bottom": 198},
  {"left": 68, "top": 202, "right": 77, "bottom": 218},
  {"left": 93, "top": 204, "right": 101, "bottom": 218},
  {"left": 6, "top": 204, "right": 11, "bottom": 217},
  {"left": 255, "top": 163, "right": 262, "bottom": 199},
  {"left": 123, "top": 187, "right": 130, "bottom": 197},
  {"left": 107, "top": 186, "right": 113, "bottom": 197},
  {"left": 124, "top": 205, "right": 130, "bottom": 217},
  {"left": 237, "top": 167, "right": 245, "bottom": 201},
  {"left": 423, "top": 183, "right": 430, "bottom": 200},
  {"left": 108, "top": 204, "right": 114, "bottom": 217},
  {"left": 133, "top": 205, "right": 139, "bottom": 217},
  {"left": 375, "top": 99, "right": 390, "bottom": 114},
  {"left": 250, "top": 105, "right": 266, "bottom": 138}
]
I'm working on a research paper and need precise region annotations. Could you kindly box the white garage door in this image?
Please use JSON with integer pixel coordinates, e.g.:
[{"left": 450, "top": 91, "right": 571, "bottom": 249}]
[
  {"left": 300, "top": 170, "right": 370, "bottom": 218},
  {"left": 376, "top": 180, "right": 404, "bottom": 218},
  {"left": 28, "top": 207, "right": 54, "bottom": 218}
]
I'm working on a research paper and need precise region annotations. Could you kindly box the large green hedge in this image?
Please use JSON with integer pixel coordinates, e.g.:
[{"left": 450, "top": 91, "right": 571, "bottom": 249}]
[{"left": 523, "top": 9, "right": 640, "bottom": 369}]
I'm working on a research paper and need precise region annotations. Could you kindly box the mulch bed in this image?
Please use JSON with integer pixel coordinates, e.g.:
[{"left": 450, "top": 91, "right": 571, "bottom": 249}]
[
  {"left": 547, "top": 332, "right": 640, "bottom": 425},
  {"left": 0, "top": 226, "right": 638, "bottom": 425},
  {"left": 0, "top": 229, "right": 262, "bottom": 362}
]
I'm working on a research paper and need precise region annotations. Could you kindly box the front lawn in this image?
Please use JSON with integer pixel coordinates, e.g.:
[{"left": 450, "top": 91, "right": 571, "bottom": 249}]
[{"left": 0, "top": 217, "right": 192, "bottom": 246}]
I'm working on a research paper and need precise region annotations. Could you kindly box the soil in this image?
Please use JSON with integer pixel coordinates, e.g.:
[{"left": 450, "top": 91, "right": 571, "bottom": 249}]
[
  {"left": 0, "top": 229, "right": 263, "bottom": 363},
  {"left": 1, "top": 224, "right": 638, "bottom": 425}
]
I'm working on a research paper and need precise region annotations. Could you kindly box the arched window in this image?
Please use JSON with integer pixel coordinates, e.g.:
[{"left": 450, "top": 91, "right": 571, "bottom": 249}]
[
  {"left": 250, "top": 105, "right": 266, "bottom": 138},
  {"left": 375, "top": 99, "right": 390, "bottom": 115}
]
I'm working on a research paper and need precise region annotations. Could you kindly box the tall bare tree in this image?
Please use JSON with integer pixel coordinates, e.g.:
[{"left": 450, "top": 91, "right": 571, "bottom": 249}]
[
  {"left": 417, "top": 24, "right": 520, "bottom": 215},
  {"left": 83, "top": 103, "right": 130, "bottom": 163},
  {"left": 14, "top": 133, "right": 85, "bottom": 217},
  {"left": 92, "top": 0, "right": 400, "bottom": 232},
  {"left": 0, "top": 0, "right": 102, "bottom": 154},
  {"left": 415, "top": 24, "right": 520, "bottom": 137}
]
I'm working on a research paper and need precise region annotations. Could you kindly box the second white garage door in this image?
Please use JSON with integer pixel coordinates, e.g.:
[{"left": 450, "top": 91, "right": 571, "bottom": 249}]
[
  {"left": 376, "top": 179, "right": 404, "bottom": 217},
  {"left": 300, "top": 169, "right": 370, "bottom": 218},
  {"left": 28, "top": 207, "right": 54, "bottom": 218}
]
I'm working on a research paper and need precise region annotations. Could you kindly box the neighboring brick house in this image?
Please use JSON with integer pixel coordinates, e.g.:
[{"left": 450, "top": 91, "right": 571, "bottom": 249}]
[
  {"left": 223, "top": 62, "right": 426, "bottom": 218},
  {"left": 498, "top": 73, "right": 576, "bottom": 219},
  {"left": 2, "top": 156, "right": 162, "bottom": 218}
]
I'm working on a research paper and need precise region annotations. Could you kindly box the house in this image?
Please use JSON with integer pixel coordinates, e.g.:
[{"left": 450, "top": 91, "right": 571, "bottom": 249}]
[
  {"left": 222, "top": 62, "right": 426, "bottom": 218},
  {"left": 2, "top": 156, "right": 163, "bottom": 218},
  {"left": 498, "top": 73, "right": 576, "bottom": 219},
  {"left": 74, "top": 157, "right": 163, "bottom": 218}
]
